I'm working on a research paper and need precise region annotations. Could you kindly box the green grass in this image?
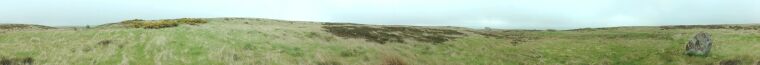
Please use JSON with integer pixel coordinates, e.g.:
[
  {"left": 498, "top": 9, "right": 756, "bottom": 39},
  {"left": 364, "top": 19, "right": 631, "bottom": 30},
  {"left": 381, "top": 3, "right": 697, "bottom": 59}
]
[{"left": 1, "top": 18, "right": 759, "bottom": 65}]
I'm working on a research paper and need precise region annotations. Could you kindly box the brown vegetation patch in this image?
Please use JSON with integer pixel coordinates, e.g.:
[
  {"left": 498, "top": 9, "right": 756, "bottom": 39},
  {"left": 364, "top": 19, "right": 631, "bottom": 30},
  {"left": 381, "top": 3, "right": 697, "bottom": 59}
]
[
  {"left": 660, "top": 25, "right": 760, "bottom": 30},
  {"left": 0, "top": 24, "right": 55, "bottom": 30},
  {"left": 97, "top": 40, "right": 113, "bottom": 46},
  {"left": 720, "top": 60, "right": 741, "bottom": 65},
  {"left": 113, "top": 18, "right": 208, "bottom": 29},
  {"left": 323, "top": 25, "right": 464, "bottom": 44},
  {"left": 0, "top": 57, "right": 33, "bottom": 65}
]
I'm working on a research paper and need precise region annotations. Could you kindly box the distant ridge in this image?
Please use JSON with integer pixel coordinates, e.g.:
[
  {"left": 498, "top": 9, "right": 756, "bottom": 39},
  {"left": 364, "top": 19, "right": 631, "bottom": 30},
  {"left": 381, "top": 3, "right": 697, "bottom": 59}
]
[{"left": 0, "top": 24, "right": 56, "bottom": 30}]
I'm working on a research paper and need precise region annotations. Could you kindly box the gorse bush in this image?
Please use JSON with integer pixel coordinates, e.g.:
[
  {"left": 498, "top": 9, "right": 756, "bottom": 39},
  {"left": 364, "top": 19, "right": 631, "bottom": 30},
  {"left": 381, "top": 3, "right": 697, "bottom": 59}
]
[
  {"left": 121, "top": 19, "right": 146, "bottom": 28},
  {"left": 119, "top": 18, "right": 207, "bottom": 29},
  {"left": 140, "top": 21, "right": 179, "bottom": 29}
]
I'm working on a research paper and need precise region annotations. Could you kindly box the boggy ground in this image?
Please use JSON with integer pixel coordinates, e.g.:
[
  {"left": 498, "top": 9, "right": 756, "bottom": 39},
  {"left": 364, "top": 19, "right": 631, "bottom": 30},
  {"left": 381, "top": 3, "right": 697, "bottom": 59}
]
[{"left": 0, "top": 18, "right": 759, "bottom": 65}]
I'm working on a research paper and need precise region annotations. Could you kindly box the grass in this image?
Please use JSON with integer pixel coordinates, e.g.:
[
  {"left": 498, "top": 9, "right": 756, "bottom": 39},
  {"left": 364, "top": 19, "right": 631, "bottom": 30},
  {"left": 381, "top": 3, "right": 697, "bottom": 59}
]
[{"left": 0, "top": 18, "right": 759, "bottom": 65}]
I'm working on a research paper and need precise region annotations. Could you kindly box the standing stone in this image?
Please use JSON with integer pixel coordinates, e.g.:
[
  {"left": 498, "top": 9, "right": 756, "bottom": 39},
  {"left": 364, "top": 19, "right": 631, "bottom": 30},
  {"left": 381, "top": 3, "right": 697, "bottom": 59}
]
[{"left": 685, "top": 32, "right": 712, "bottom": 56}]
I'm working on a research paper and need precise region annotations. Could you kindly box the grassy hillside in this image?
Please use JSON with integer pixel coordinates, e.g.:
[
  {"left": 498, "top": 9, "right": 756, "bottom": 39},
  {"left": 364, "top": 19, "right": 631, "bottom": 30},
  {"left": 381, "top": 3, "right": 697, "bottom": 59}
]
[{"left": 1, "top": 18, "right": 759, "bottom": 65}]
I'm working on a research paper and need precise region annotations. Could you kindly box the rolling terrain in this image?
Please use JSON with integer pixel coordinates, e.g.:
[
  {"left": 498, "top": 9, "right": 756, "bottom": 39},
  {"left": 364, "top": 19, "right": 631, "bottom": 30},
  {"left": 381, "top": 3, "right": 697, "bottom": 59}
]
[{"left": 1, "top": 18, "right": 759, "bottom": 65}]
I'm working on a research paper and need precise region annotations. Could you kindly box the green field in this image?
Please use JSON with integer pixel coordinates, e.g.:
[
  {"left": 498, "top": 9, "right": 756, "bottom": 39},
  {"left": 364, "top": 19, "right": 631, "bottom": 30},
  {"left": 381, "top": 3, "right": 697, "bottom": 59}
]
[{"left": 1, "top": 18, "right": 759, "bottom": 65}]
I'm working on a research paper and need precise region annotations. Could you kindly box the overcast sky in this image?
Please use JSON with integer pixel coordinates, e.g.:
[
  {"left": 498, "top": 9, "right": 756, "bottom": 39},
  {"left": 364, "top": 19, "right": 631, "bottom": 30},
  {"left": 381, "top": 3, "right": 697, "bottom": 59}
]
[{"left": 1, "top": 0, "right": 759, "bottom": 29}]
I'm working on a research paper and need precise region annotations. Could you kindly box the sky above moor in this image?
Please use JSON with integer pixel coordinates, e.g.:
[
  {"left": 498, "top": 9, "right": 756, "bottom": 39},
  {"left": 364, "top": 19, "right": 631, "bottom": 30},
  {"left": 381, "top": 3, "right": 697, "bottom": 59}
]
[{"left": 1, "top": 0, "right": 759, "bottom": 29}]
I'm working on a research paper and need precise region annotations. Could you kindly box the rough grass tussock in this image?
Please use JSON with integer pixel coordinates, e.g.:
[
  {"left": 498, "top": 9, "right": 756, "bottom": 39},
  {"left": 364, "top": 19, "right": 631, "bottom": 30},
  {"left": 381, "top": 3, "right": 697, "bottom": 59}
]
[{"left": 323, "top": 25, "right": 464, "bottom": 44}]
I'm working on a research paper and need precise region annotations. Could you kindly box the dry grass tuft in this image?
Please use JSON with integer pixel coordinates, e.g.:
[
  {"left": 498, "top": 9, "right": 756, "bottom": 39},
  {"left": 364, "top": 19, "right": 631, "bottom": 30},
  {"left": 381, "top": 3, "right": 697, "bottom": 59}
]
[{"left": 382, "top": 56, "right": 406, "bottom": 65}]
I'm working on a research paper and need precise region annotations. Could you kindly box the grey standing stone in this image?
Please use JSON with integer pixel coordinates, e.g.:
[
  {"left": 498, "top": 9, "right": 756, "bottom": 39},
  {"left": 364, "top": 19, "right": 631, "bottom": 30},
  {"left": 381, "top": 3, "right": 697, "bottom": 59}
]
[{"left": 685, "top": 32, "right": 712, "bottom": 56}]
